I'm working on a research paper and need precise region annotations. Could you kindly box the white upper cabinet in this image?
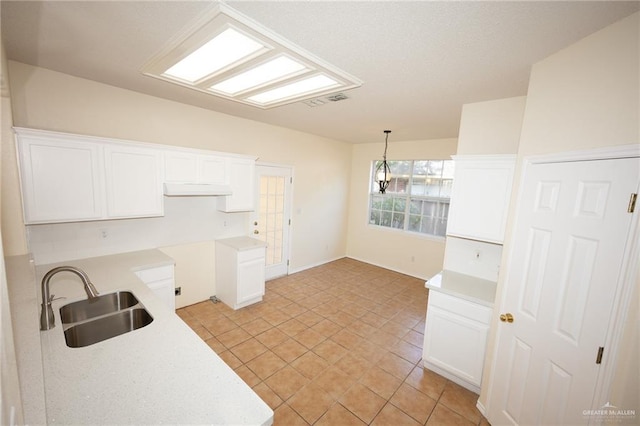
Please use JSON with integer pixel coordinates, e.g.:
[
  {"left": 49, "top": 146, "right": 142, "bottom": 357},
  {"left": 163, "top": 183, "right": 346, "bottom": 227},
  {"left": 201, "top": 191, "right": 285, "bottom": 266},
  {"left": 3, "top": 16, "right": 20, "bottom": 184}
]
[
  {"left": 446, "top": 155, "right": 516, "bottom": 244},
  {"left": 16, "top": 130, "right": 104, "bottom": 224},
  {"left": 104, "top": 144, "right": 163, "bottom": 218},
  {"left": 218, "top": 158, "right": 255, "bottom": 212},
  {"left": 164, "top": 151, "right": 227, "bottom": 185}
]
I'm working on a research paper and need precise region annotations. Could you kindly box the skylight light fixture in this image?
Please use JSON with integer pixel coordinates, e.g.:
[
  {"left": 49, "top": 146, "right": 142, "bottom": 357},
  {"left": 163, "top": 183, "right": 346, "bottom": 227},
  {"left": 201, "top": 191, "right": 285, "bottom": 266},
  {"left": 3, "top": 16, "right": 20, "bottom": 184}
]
[
  {"left": 142, "top": 3, "right": 362, "bottom": 108},
  {"left": 247, "top": 75, "right": 339, "bottom": 106},
  {"left": 164, "top": 27, "right": 267, "bottom": 82},
  {"left": 210, "top": 56, "right": 307, "bottom": 95}
]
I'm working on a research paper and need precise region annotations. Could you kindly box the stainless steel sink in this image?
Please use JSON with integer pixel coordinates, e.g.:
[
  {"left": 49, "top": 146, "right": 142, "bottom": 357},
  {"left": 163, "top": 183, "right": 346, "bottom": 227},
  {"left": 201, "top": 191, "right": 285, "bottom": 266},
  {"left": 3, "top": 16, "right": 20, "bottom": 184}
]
[
  {"left": 60, "top": 291, "right": 140, "bottom": 324},
  {"left": 63, "top": 308, "right": 153, "bottom": 348},
  {"left": 59, "top": 290, "right": 153, "bottom": 348}
]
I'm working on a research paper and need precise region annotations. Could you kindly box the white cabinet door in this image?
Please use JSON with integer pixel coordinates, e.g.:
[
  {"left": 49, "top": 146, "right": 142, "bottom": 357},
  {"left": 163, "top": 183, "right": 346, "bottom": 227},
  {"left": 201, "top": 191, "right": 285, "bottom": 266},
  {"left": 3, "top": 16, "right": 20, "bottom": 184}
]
[
  {"left": 134, "top": 264, "right": 175, "bottom": 311},
  {"left": 199, "top": 155, "right": 227, "bottom": 184},
  {"left": 164, "top": 152, "right": 198, "bottom": 183},
  {"left": 16, "top": 132, "right": 104, "bottom": 224},
  {"left": 423, "top": 291, "right": 491, "bottom": 393},
  {"left": 237, "top": 252, "right": 266, "bottom": 305},
  {"left": 104, "top": 145, "right": 163, "bottom": 218},
  {"left": 164, "top": 152, "right": 227, "bottom": 184},
  {"left": 446, "top": 155, "right": 516, "bottom": 243},
  {"left": 218, "top": 158, "right": 255, "bottom": 212}
]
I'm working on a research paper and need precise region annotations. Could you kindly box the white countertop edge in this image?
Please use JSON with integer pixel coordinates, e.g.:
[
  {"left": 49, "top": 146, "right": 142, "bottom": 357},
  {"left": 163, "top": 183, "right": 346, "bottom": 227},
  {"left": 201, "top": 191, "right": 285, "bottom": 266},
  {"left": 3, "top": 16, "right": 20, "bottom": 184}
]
[
  {"left": 216, "top": 236, "right": 268, "bottom": 250},
  {"left": 9, "top": 249, "right": 273, "bottom": 426},
  {"left": 425, "top": 270, "right": 497, "bottom": 307}
]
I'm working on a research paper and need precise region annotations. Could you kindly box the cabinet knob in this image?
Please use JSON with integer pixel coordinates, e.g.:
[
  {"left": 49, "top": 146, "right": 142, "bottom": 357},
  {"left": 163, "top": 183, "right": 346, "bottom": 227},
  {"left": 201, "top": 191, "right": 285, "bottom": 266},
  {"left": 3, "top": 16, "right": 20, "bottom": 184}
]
[
  {"left": 499, "top": 313, "right": 514, "bottom": 323},
  {"left": 254, "top": 221, "right": 258, "bottom": 226},
  {"left": 254, "top": 230, "right": 259, "bottom": 234}
]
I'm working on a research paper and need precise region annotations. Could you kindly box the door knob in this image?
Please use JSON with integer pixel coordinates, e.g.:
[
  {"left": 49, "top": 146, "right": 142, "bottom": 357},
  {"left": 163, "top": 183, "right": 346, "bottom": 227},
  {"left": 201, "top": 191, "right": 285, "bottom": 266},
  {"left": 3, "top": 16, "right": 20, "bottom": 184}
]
[
  {"left": 500, "top": 313, "right": 514, "bottom": 323},
  {"left": 254, "top": 230, "right": 259, "bottom": 234},
  {"left": 254, "top": 221, "right": 258, "bottom": 226}
]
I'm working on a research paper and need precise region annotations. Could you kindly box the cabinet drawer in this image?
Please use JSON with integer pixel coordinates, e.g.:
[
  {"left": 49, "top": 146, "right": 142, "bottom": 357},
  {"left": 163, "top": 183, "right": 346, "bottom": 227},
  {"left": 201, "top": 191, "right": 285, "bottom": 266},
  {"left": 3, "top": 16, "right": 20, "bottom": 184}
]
[
  {"left": 237, "top": 248, "right": 265, "bottom": 263},
  {"left": 428, "top": 291, "right": 492, "bottom": 324},
  {"left": 134, "top": 265, "right": 174, "bottom": 282}
]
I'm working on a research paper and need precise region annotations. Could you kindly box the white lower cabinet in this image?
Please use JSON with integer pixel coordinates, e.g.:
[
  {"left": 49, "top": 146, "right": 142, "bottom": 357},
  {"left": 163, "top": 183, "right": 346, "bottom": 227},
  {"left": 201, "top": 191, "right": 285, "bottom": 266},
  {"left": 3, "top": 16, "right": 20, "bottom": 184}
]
[
  {"left": 423, "top": 291, "right": 492, "bottom": 394},
  {"left": 134, "top": 264, "right": 175, "bottom": 311},
  {"left": 215, "top": 237, "right": 266, "bottom": 310}
]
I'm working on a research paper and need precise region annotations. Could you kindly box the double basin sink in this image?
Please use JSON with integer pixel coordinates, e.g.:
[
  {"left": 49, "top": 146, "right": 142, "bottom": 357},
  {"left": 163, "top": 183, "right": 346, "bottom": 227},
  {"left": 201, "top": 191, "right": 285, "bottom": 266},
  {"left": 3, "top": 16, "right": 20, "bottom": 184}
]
[{"left": 60, "top": 291, "right": 153, "bottom": 348}]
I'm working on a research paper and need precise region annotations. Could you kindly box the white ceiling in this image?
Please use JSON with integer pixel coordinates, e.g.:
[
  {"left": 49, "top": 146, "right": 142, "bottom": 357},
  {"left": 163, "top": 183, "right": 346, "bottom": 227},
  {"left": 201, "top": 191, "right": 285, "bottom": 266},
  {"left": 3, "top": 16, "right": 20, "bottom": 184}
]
[{"left": 2, "top": 1, "right": 638, "bottom": 144}]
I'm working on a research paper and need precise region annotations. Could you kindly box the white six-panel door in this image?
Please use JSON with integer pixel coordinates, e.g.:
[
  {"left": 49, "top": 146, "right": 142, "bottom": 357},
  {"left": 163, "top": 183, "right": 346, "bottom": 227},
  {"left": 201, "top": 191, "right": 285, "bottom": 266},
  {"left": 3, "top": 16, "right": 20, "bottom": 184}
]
[{"left": 488, "top": 157, "right": 639, "bottom": 425}]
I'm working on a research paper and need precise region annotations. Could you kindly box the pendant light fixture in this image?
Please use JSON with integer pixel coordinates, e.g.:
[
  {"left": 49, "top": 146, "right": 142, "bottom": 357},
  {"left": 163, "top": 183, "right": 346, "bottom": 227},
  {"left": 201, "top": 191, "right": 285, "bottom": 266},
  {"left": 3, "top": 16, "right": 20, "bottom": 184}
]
[{"left": 376, "top": 130, "right": 392, "bottom": 194}]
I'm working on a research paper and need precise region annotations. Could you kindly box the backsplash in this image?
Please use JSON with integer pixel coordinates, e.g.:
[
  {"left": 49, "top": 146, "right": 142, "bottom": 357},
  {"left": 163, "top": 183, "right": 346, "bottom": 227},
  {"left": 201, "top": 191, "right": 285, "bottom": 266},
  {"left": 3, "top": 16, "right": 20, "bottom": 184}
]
[
  {"left": 443, "top": 236, "right": 503, "bottom": 282},
  {"left": 27, "top": 197, "right": 248, "bottom": 264}
]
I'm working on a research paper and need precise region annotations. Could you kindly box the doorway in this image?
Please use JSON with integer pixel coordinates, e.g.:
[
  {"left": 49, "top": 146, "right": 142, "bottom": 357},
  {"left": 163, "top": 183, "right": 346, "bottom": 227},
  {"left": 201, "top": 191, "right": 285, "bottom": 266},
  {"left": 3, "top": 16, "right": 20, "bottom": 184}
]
[{"left": 250, "top": 164, "right": 293, "bottom": 280}]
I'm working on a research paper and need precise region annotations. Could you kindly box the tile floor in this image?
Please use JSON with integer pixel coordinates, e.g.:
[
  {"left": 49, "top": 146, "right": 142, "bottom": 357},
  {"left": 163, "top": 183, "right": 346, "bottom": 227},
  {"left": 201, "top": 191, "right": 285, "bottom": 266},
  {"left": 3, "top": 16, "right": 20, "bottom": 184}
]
[{"left": 177, "top": 258, "right": 491, "bottom": 425}]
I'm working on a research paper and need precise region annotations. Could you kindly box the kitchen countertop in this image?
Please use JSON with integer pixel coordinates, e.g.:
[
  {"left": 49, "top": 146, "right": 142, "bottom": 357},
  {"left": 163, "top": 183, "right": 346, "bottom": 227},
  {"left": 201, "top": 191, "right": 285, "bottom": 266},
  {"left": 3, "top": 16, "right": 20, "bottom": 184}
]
[
  {"left": 216, "top": 236, "right": 267, "bottom": 251},
  {"left": 7, "top": 249, "right": 273, "bottom": 425},
  {"left": 425, "top": 270, "right": 497, "bottom": 307}
]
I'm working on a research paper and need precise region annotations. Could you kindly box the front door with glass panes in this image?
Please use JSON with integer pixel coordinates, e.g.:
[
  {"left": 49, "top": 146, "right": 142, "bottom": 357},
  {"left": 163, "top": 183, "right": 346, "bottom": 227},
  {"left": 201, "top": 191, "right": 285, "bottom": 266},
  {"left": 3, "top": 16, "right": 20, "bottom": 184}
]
[{"left": 369, "top": 160, "right": 454, "bottom": 238}]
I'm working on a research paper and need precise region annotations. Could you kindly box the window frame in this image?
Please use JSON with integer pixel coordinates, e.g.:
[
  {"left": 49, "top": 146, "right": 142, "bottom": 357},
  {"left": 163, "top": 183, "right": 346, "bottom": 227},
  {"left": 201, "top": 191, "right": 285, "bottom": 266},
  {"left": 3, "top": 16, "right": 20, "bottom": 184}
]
[{"left": 367, "top": 159, "right": 454, "bottom": 240}]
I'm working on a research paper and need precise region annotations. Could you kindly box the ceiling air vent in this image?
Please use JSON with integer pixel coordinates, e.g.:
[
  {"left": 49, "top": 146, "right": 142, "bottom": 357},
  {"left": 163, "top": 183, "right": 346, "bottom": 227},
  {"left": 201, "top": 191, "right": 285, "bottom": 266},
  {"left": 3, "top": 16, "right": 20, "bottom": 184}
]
[
  {"left": 302, "top": 98, "right": 326, "bottom": 107},
  {"left": 325, "top": 93, "right": 348, "bottom": 102}
]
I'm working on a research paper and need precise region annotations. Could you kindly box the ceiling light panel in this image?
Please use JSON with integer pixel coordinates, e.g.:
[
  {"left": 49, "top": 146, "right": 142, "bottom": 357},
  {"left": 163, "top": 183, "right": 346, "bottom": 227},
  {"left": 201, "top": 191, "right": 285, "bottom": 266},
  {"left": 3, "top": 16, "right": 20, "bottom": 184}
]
[
  {"left": 142, "top": 3, "right": 362, "bottom": 109},
  {"left": 210, "top": 56, "right": 307, "bottom": 95},
  {"left": 163, "top": 28, "right": 267, "bottom": 82},
  {"left": 247, "top": 75, "right": 340, "bottom": 106}
]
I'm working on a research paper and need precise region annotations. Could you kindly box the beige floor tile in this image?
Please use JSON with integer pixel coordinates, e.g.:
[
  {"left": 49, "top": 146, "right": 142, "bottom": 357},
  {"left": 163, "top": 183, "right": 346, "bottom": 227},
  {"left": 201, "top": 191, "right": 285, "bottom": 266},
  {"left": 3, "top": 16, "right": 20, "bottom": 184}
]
[
  {"left": 390, "top": 339, "right": 423, "bottom": 364},
  {"left": 339, "top": 383, "right": 387, "bottom": 424},
  {"left": 359, "top": 366, "right": 402, "bottom": 399},
  {"left": 272, "top": 338, "right": 308, "bottom": 363},
  {"left": 288, "top": 382, "right": 336, "bottom": 424},
  {"left": 241, "top": 318, "right": 273, "bottom": 336},
  {"left": 330, "top": 329, "right": 363, "bottom": 350},
  {"left": 295, "top": 310, "right": 324, "bottom": 327},
  {"left": 311, "top": 318, "right": 343, "bottom": 337},
  {"left": 216, "top": 326, "right": 252, "bottom": 349},
  {"left": 371, "top": 402, "right": 422, "bottom": 426},
  {"left": 438, "top": 381, "right": 483, "bottom": 424},
  {"left": 313, "top": 366, "right": 356, "bottom": 399},
  {"left": 401, "top": 329, "right": 425, "bottom": 348},
  {"left": 233, "top": 365, "right": 261, "bottom": 388},
  {"left": 254, "top": 327, "right": 289, "bottom": 348},
  {"left": 368, "top": 330, "right": 401, "bottom": 349},
  {"left": 360, "top": 311, "right": 388, "bottom": 328},
  {"left": 204, "top": 337, "right": 225, "bottom": 353},
  {"left": 274, "top": 403, "right": 309, "bottom": 426},
  {"left": 278, "top": 317, "right": 309, "bottom": 337},
  {"left": 294, "top": 328, "right": 327, "bottom": 349},
  {"left": 378, "top": 351, "right": 416, "bottom": 380},
  {"left": 246, "top": 350, "right": 287, "bottom": 380},
  {"left": 201, "top": 316, "right": 236, "bottom": 335},
  {"left": 404, "top": 365, "right": 448, "bottom": 400},
  {"left": 217, "top": 350, "right": 242, "bottom": 369},
  {"left": 312, "top": 339, "right": 348, "bottom": 364},
  {"left": 291, "top": 351, "right": 329, "bottom": 379},
  {"left": 315, "top": 403, "right": 366, "bottom": 426},
  {"left": 352, "top": 341, "right": 385, "bottom": 364},
  {"left": 348, "top": 320, "right": 378, "bottom": 337},
  {"left": 252, "top": 382, "right": 283, "bottom": 410},
  {"left": 328, "top": 310, "right": 357, "bottom": 327},
  {"left": 262, "top": 308, "right": 292, "bottom": 326},
  {"left": 283, "top": 302, "right": 308, "bottom": 317},
  {"left": 426, "top": 404, "right": 476, "bottom": 426},
  {"left": 334, "top": 353, "right": 372, "bottom": 380},
  {"left": 390, "top": 383, "right": 437, "bottom": 424},
  {"left": 190, "top": 325, "right": 213, "bottom": 341},
  {"left": 264, "top": 366, "right": 310, "bottom": 401},
  {"left": 229, "top": 338, "right": 269, "bottom": 363}
]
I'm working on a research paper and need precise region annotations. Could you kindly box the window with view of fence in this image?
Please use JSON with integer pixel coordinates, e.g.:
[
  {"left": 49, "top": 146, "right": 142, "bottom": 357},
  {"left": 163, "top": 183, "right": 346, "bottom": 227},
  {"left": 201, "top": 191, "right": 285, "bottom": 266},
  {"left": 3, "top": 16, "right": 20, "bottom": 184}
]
[{"left": 369, "top": 160, "right": 454, "bottom": 237}]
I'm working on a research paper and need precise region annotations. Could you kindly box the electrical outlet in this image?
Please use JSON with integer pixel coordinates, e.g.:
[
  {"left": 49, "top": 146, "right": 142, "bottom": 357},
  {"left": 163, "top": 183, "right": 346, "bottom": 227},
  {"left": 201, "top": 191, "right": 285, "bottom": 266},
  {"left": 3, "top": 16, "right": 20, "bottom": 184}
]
[{"left": 174, "top": 287, "right": 181, "bottom": 296}]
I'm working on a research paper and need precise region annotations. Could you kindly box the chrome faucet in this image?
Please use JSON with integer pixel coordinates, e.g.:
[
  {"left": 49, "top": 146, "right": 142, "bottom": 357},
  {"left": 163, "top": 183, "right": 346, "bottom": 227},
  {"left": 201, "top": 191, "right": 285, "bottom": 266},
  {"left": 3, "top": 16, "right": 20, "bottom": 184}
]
[{"left": 40, "top": 266, "right": 99, "bottom": 330}]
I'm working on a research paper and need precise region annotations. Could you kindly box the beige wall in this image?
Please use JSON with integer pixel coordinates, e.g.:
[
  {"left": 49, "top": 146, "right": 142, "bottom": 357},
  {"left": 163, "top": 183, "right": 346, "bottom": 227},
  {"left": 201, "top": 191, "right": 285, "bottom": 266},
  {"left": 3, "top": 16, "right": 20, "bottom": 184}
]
[
  {"left": 6, "top": 61, "right": 352, "bottom": 273},
  {"left": 480, "top": 12, "right": 640, "bottom": 411},
  {"left": 346, "top": 138, "right": 457, "bottom": 279},
  {"left": 457, "top": 96, "right": 526, "bottom": 155}
]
